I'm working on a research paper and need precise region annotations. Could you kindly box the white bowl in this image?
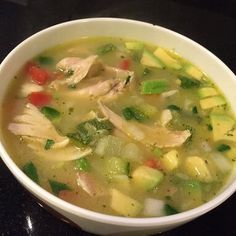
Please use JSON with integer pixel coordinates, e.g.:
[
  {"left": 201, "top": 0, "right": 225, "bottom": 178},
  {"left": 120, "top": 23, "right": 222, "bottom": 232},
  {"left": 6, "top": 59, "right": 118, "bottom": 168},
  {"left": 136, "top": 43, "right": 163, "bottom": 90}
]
[{"left": 0, "top": 18, "right": 236, "bottom": 236}]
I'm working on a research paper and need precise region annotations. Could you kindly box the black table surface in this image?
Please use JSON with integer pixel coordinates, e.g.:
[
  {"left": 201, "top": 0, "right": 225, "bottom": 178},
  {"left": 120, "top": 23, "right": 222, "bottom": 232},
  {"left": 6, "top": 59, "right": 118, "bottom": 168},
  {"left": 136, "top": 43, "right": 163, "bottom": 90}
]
[{"left": 1, "top": 0, "right": 236, "bottom": 235}]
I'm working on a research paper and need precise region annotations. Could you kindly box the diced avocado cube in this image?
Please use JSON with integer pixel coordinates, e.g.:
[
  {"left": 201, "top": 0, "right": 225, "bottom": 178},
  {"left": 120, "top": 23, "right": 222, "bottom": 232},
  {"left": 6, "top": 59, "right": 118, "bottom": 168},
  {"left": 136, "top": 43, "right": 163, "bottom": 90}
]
[
  {"left": 161, "top": 150, "right": 179, "bottom": 172},
  {"left": 125, "top": 41, "right": 144, "bottom": 50},
  {"left": 210, "top": 113, "right": 236, "bottom": 141},
  {"left": 141, "top": 79, "right": 168, "bottom": 95},
  {"left": 198, "top": 87, "right": 218, "bottom": 98},
  {"left": 140, "top": 49, "right": 164, "bottom": 69},
  {"left": 184, "top": 156, "right": 212, "bottom": 182},
  {"left": 199, "top": 96, "right": 226, "bottom": 109},
  {"left": 153, "top": 47, "right": 182, "bottom": 70},
  {"left": 132, "top": 165, "right": 164, "bottom": 190},
  {"left": 184, "top": 64, "right": 203, "bottom": 80},
  {"left": 106, "top": 157, "right": 130, "bottom": 178},
  {"left": 110, "top": 189, "right": 143, "bottom": 217}
]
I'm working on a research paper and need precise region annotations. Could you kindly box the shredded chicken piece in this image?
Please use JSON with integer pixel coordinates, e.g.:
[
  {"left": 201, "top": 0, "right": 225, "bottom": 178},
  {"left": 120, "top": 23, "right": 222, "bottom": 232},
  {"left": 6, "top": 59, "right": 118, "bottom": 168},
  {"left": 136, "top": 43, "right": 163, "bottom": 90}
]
[
  {"left": 8, "top": 103, "right": 92, "bottom": 161},
  {"left": 160, "top": 109, "right": 173, "bottom": 126},
  {"left": 50, "top": 55, "right": 103, "bottom": 89},
  {"left": 19, "top": 82, "right": 43, "bottom": 97},
  {"left": 77, "top": 172, "right": 106, "bottom": 197},
  {"left": 161, "top": 90, "right": 178, "bottom": 98},
  {"left": 99, "top": 102, "right": 191, "bottom": 148}
]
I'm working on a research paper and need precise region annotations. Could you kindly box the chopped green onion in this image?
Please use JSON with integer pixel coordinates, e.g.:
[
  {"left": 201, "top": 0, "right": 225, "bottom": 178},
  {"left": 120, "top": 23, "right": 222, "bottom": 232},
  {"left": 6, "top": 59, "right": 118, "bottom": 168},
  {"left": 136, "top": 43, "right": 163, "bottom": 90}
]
[
  {"left": 164, "top": 204, "right": 179, "bottom": 215},
  {"left": 22, "top": 162, "right": 39, "bottom": 183},
  {"left": 178, "top": 75, "right": 200, "bottom": 89},
  {"left": 49, "top": 180, "right": 71, "bottom": 195},
  {"left": 141, "top": 79, "right": 168, "bottom": 94},
  {"left": 37, "top": 56, "right": 54, "bottom": 65},
  {"left": 97, "top": 43, "right": 116, "bottom": 55},
  {"left": 167, "top": 104, "right": 181, "bottom": 112},
  {"left": 75, "top": 157, "right": 91, "bottom": 172},
  {"left": 217, "top": 144, "right": 231, "bottom": 152},
  {"left": 44, "top": 139, "right": 55, "bottom": 150},
  {"left": 41, "top": 106, "right": 61, "bottom": 120}
]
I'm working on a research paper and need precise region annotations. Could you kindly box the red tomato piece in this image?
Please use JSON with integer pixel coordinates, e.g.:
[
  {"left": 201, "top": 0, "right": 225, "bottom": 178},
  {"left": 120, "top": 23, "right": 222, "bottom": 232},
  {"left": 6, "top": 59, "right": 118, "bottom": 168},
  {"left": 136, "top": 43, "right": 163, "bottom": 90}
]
[
  {"left": 119, "top": 59, "right": 131, "bottom": 70},
  {"left": 27, "top": 64, "right": 51, "bottom": 85},
  {"left": 144, "top": 159, "right": 162, "bottom": 170},
  {"left": 28, "top": 92, "right": 52, "bottom": 107}
]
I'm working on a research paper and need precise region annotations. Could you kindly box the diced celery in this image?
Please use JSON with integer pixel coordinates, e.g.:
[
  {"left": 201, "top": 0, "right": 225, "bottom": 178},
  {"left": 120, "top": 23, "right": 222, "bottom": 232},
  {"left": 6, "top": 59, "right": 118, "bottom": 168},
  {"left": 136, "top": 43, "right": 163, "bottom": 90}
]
[
  {"left": 141, "top": 79, "right": 168, "bottom": 95},
  {"left": 75, "top": 157, "right": 91, "bottom": 172}
]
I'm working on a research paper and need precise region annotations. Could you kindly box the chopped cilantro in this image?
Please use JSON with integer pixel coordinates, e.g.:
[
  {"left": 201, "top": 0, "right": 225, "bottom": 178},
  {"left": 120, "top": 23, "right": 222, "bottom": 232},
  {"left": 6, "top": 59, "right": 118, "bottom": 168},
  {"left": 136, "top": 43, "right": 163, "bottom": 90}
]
[
  {"left": 167, "top": 105, "right": 181, "bottom": 112},
  {"left": 207, "top": 124, "right": 213, "bottom": 131},
  {"left": 217, "top": 144, "right": 231, "bottom": 152},
  {"left": 44, "top": 139, "right": 55, "bottom": 150},
  {"left": 178, "top": 75, "right": 200, "bottom": 89},
  {"left": 192, "top": 106, "right": 198, "bottom": 114},
  {"left": 97, "top": 43, "right": 116, "bottom": 55}
]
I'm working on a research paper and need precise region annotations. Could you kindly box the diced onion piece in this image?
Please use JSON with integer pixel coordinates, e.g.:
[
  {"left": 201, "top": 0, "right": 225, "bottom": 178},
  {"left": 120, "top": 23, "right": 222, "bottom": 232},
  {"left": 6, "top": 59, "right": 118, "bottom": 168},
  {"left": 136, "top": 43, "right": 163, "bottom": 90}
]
[
  {"left": 121, "top": 143, "right": 142, "bottom": 162},
  {"left": 143, "top": 198, "right": 165, "bottom": 217},
  {"left": 211, "top": 153, "right": 233, "bottom": 173}
]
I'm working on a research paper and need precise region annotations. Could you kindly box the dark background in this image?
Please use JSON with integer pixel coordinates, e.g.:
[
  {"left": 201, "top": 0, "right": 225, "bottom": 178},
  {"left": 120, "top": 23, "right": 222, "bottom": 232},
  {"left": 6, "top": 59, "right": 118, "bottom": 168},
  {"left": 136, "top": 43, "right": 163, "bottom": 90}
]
[{"left": 0, "top": 0, "right": 236, "bottom": 235}]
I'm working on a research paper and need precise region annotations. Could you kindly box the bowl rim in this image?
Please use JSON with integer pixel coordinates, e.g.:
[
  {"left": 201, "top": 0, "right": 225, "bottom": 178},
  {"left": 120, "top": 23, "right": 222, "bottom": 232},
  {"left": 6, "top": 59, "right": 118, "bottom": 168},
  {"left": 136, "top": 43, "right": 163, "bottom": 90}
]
[{"left": 0, "top": 17, "right": 236, "bottom": 227}]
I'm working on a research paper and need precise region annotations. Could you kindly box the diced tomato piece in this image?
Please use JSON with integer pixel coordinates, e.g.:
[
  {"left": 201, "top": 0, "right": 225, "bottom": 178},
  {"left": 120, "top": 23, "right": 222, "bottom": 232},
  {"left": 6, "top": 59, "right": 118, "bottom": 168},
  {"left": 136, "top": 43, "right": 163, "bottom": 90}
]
[
  {"left": 27, "top": 64, "right": 51, "bottom": 85},
  {"left": 28, "top": 91, "right": 52, "bottom": 107},
  {"left": 119, "top": 59, "right": 131, "bottom": 70},
  {"left": 144, "top": 158, "right": 162, "bottom": 170}
]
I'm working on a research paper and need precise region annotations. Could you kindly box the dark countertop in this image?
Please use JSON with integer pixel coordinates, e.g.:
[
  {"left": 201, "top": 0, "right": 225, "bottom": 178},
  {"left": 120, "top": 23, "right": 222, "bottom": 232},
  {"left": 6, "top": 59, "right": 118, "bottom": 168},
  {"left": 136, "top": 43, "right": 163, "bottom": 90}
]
[{"left": 0, "top": 0, "right": 236, "bottom": 235}]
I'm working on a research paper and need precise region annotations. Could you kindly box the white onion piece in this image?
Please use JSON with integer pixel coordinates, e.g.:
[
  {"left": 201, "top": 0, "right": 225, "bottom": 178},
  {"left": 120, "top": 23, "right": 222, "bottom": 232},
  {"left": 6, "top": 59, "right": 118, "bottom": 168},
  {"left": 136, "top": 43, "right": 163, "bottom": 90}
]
[
  {"left": 143, "top": 198, "right": 165, "bottom": 217},
  {"left": 211, "top": 153, "right": 232, "bottom": 173}
]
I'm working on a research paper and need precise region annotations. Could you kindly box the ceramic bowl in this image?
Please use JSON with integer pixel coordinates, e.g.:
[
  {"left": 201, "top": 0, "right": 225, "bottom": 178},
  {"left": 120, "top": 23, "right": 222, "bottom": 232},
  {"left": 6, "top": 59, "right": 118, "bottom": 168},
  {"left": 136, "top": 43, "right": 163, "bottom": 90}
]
[{"left": 0, "top": 18, "right": 236, "bottom": 236}]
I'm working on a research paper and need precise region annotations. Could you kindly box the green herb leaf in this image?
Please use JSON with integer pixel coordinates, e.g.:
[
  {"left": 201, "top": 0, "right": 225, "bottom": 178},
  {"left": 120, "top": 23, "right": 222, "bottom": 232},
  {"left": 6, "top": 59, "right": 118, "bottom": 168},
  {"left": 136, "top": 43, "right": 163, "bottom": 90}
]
[
  {"left": 49, "top": 180, "right": 71, "bottom": 195},
  {"left": 217, "top": 144, "right": 231, "bottom": 152},
  {"left": 207, "top": 124, "right": 213, "bottom": 131},
  {"left": 178, "top": 75, "right": 200, "bottom": 89},
  {"left": 37, "top": 56, "right": 54, "bottom": 65},
  {"left": 44, "top": 139, "right": 55, "bottom": 150},
  {"left": 22, "top": 162, "right": 39, "bottom": 183},
  {"left": 122, "top": 106, "right": 148, "bottom": 122},
  {"left": 152, "top": 147, "right": 163, "bottom": 157},
  {"left": 141, "top": 79, "right": 168, "bottom": 94},
  {"left": 192, "top": 106, "right": 198, "bottom": 114},
  {"left": 41, "top": 106, "right": 61, "bottom": 120},
  {"left": 75, "top": 157, "right": 91, "bottom": 172},
  {"left": 97, "top": 43, "right": 116, "bottom": 55},
  {"left": 167, "top": 105, "right": 181, "bottom": 112},
  {"left": 164, "top": 204, "right": 179, "bottom": 215}
]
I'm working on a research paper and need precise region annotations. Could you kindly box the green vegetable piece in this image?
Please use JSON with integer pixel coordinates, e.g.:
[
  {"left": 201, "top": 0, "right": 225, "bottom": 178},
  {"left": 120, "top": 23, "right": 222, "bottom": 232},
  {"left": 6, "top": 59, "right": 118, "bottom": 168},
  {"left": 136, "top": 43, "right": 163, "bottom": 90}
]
[
  {"left": 106, "top": 157, "right": 130, "bottom": 178},
  {"left": 41, "top": 106, "right": 61, "bottom": 120},
  {"left": 44, "top": 139, "right": 55, "bottom": 150},
  {"left": 122, "top": 107, "right": 148, "bottom": 122},
  {"left": 192, "top": 106, "right": 198, "bottom": 114},
  {"left": 207, "top": 124, "right": 213, "bottom": 131},
  {"left": 217, "top": 144, "right": 231, "bottom": 152},
  {"left": 125, "top": 41, "right": 144, "bottom": 50},
  {"left": 87, "top": 118, "right": 114, "bottom": 131},
  {"left": 178, "top": 75, "right": 200, "bottom": 89},
  {"left": 164, "top": 204, "right": 179, "bottom": 215},
  {"left": 97, "top": 43, "right": 116, "bottom": 55},
  {"left": 37, "top": 56, "right": 54, "bottom": 65},
  {"left": 49, "top": 180, "right": 71, "bottom": 195},
  {"left": 75, "top": 157, "right": 91, "bottom": 172},
  {"left": 167, "top": 105, "right": 181, "bottom": 112},
  {"left": 152, "top": 147, "right": 163, "bottom": 157},
  {"left": 141, "top": 79, "right": 168, "bottom": 95},
  {"left": 22, "top": 162, "right": 39, "bottom": 183}
]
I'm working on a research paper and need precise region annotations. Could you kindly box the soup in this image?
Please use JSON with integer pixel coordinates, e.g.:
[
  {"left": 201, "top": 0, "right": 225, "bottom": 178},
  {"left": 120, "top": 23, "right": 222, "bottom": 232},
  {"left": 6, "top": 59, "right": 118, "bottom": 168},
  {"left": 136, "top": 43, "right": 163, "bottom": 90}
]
[{"left": 2, "top": 37, "right": 236, "bottom": 217}]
